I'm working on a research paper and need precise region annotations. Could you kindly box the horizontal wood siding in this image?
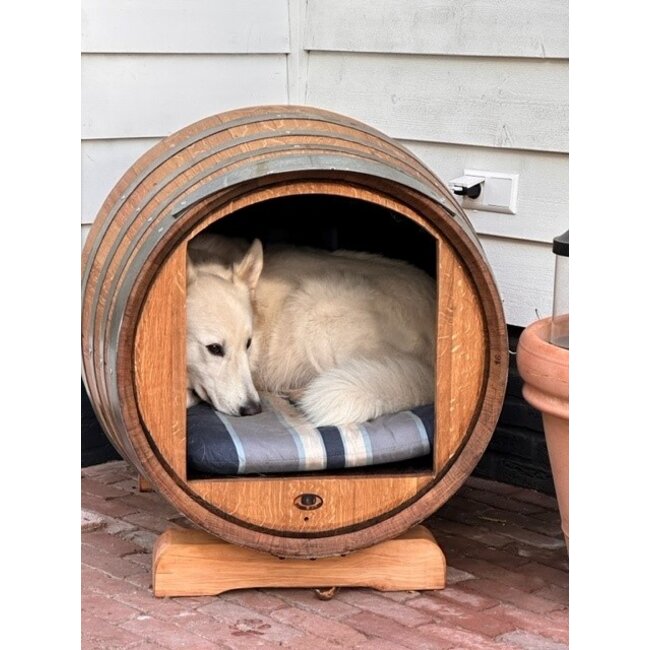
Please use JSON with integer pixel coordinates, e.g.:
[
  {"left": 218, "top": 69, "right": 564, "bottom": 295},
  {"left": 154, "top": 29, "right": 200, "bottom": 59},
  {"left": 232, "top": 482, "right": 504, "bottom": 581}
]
[
  {"left": 403, "top": 142, "right": 568, "bottom": 244},
  {"left": 304, "top": 0, "right": 568, "bottom": 326},
  {"left": 82, "top": 139, "right": 159, "bottom": 224},
  {"left": 306, "top": 52, "right": 568, "bottom": 153},
  {"left": 82, "top": 54, "right": 288, "bottom": 139},
  {"left": 81, "top": 0, "right": 568, "bottom": 326},
  {"left": 481, "top": 237, "right": 555, "bottom": 327},
  {"left": 305, "top": 0, "right": 568, "bottom": 58},
  {"left": 81, "top": 0, "right": 290, "bottom": 222},
  {"left": 82, "top": 0, "right": 290, "bottom": 53}
]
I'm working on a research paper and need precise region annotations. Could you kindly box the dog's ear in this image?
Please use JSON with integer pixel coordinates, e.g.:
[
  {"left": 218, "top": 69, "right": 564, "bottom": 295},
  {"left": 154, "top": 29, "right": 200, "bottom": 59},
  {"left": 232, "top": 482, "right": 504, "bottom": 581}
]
[{"left": 233, "top": 239, "right": 263, "bottom": 292}]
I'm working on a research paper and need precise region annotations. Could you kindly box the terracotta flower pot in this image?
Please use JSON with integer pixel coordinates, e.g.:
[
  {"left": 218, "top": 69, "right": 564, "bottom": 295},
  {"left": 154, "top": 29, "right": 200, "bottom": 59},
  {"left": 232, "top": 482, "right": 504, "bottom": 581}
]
[{"left": 516, "top": 316, "right": 569, "bottom": 550}]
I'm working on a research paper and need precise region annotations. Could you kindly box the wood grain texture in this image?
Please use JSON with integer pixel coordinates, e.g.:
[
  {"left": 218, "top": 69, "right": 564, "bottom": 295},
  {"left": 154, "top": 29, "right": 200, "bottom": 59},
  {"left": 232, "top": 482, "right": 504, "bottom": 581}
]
[
  {"left": 81, "top": 55, "right": 288, "bottom": 139},
  {"left": 134, "top": 245, "right": 187, "bottom": 479},
  {"left": 306, "top": 53, "right": 568, "bottom": 153},
  {"left": 152, "top": 525, "right": 446, "bottom": 596},
  {"left": 190, "top": 474, "right": 433, "bottom": 535},
  {"left": 82, "top": 0, "right": 290, "bottom": 54},
  {"left": 305, "top": 0, "right": 568, "bottom": 59},
  {"left": 435, "top": 240, "right": 486, "bottom": 472}
]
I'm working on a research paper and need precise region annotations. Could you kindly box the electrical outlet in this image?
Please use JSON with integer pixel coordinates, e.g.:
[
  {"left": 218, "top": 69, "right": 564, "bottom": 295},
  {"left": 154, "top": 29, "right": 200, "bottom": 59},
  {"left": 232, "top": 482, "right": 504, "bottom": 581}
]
[{"left": 451, "top": 169, "right": 519, "bottom": 214}]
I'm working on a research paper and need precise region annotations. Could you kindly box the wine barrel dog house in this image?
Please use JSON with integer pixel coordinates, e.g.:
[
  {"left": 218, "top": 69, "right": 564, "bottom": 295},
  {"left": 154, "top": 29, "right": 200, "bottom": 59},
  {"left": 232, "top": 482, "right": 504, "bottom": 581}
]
[{"left": 81, "top": 106, "right": 508, "bottom": 575}]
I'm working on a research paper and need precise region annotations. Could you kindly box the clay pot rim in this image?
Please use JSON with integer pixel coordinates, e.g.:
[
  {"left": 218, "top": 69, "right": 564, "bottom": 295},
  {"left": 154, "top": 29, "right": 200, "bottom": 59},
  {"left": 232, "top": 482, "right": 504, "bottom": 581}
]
[
  {"left": 516, "top": 316, "right": 569, "bottom": 412},
  {"left": 518, "top": 318, "right": 568, "bottom": 375}
]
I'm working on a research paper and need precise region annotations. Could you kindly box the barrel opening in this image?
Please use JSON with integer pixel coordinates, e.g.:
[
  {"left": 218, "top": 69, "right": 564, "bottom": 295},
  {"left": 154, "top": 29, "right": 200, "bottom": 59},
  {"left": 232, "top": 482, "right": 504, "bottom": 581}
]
[{"left": 184, "top": 192, "right": 439, "bottom": 479}]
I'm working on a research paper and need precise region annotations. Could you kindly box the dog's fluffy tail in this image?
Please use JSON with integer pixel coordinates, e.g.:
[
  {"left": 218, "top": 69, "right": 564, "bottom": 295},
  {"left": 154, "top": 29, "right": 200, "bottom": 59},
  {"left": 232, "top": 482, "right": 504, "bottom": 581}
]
[{"left": 297, "top": 354, "right": 434, "bottom": 427}]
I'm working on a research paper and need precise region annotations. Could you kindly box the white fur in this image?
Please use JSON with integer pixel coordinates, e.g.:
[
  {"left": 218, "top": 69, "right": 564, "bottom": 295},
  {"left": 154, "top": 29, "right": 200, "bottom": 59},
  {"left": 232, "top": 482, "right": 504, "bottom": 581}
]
[{"left": 186, "top": 233, "right": 436, "bottom": 426}]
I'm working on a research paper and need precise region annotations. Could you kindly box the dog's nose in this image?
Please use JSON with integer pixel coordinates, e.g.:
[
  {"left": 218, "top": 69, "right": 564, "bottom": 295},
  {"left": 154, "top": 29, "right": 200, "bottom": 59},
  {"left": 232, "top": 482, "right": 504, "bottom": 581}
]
[{"left": 239, "top": 401, "right": 262, "bottom": 417}]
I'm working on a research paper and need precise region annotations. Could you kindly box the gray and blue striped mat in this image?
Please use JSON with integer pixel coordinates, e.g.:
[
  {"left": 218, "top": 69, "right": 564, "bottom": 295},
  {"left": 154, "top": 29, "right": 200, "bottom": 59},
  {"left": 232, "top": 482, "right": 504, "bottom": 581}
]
[{"left": 187, "top": 393, "right": 434, "bottom": 475}]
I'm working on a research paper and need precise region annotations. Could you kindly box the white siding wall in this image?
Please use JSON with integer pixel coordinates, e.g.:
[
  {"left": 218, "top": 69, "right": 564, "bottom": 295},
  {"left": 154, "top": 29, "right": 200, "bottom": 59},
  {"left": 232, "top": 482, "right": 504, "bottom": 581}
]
[
  {"left": 81, "top": 0, "right": 568, "bottom": 327},
  {"left": 302, "top": 0, "right": 568, "bottom": 327},
  {"left": 80, "top": 0, "right": 290, "bottom": 225}
]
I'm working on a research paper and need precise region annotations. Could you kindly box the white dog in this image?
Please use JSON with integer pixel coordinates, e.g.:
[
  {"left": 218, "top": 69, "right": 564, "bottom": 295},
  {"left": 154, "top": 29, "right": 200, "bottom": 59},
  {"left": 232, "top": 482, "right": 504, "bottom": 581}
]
[{"left": 186, "top": 233, "right": 436, "bottom": 426}]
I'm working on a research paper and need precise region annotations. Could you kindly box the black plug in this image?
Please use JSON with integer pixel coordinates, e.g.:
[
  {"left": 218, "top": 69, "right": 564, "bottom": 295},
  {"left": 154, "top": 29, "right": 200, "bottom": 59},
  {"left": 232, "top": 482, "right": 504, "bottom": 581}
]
[{"left": 449, "top": 175, "right": 485, "bottom": 200}]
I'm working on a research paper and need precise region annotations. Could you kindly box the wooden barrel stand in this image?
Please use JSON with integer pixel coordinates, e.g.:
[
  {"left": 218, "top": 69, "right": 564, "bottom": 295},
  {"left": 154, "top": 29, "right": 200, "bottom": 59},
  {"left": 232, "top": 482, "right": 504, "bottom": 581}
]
[
  {"left": 82, "top": 105, "right": 508, "bottom": 597},
  {"left": 152, "top": 525, "right": 446, "bottom": 598}
]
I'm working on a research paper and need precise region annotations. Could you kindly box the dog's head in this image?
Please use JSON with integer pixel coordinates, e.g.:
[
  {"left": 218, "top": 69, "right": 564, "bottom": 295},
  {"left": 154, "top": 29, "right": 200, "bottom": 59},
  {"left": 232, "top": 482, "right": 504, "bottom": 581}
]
[{"left": 186, "top": 239, "right": 263, "bottom": 416}]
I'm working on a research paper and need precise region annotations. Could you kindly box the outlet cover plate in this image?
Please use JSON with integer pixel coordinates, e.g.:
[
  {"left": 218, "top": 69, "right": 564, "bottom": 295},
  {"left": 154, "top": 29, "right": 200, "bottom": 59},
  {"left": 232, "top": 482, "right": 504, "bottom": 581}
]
[{"left": 456, "top": 169, "right": 519, "bottom": 214}]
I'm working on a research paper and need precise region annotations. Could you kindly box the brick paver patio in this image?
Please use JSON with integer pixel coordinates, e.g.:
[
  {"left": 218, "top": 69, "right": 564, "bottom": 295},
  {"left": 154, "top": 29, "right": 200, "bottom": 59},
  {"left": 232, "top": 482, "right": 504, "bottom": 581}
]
[{"left": 82, "top": 461, "right": 568, "bottom": 649}]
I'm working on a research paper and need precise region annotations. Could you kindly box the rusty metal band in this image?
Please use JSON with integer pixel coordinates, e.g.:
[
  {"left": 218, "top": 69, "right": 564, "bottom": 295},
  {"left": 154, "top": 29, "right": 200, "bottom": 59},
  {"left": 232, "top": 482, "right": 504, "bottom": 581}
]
[{"left": 82, "top": 108, "right": 446, "bottom": 296}]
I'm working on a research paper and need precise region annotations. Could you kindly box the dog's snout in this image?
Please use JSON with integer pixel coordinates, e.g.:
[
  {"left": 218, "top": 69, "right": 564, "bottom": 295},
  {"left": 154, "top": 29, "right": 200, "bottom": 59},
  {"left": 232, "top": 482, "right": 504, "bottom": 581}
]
[{"left": 239, "top": 401, "right": 262, "bottom": 417}]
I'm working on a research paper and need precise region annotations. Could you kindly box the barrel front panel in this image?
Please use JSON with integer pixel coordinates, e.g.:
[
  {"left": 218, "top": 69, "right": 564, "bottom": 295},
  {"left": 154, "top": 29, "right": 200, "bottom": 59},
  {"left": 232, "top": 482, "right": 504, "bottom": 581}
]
[
  {"left": 190, "top": 476, "right": 433, "bottom": 536},
  {"left": 134, "top": 245, "right": 188, "bottom": 480},
  {"left": 435, "top": 239, "right": 487, "bottom": 473},
  {"left": 126, "top": 181, "right": 494, "bottom": 547}
]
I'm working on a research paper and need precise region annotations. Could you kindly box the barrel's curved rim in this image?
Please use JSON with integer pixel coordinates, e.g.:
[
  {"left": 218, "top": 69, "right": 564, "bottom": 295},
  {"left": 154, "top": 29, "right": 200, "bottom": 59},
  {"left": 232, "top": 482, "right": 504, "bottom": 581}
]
[
  {"left": 103, "top": 156, "right": 464, "bottom": 425},
  {"left": 170, "top": 152, "right": 454, "bottom": 218},
  {"left": 82, "top": 116, "right": 463, "bottom": 435},
  {"left": 86, "top": 127, "right": 455, "bottom": 338},
  {"left": 111, "top": 177, "right": 507, "bottom": 556},
  {"left": 97, "top": 143, "right": 457, "bottom": 366},
  {"left": 83, "top": 131, "right": 444, "bottom": 444},
  {"left": 82, "top": 105, "right": 459, "bottom": 296},
  {"left": 88, "top": 147, "right": 459, "bottom": 445}
]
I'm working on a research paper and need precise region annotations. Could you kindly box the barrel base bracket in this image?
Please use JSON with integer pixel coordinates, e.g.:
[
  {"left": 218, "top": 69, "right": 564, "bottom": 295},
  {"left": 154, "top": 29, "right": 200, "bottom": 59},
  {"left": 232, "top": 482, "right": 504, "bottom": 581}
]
[{"left": 152, "top": 525, "right": 446, "bottom": 598}]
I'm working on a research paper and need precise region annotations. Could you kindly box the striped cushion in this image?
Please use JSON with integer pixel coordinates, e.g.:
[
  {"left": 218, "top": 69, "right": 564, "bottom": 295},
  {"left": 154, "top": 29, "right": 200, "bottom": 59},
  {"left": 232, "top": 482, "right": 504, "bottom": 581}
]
[{"left": 187, "top": 393, "right": 434, "bottom": 475}]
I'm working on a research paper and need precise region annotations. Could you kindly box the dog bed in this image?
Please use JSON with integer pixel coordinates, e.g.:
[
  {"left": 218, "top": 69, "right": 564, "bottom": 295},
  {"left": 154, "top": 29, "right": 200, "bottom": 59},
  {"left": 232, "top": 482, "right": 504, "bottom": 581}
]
[{"left": 187, "top": 393, "right": 434, "bottom": 475}]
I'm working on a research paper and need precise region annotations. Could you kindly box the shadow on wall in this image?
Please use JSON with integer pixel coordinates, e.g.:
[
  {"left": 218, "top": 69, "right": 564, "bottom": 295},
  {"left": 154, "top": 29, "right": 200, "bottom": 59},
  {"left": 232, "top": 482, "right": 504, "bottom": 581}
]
[{"left": 472, "top": 326, "right": 554, "bottom": 495}]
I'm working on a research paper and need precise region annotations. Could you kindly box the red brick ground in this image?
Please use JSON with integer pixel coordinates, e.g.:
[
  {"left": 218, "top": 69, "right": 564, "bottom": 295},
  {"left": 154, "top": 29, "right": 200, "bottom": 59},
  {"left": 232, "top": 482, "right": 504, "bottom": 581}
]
[{"left": 82, "top": 462, "right": 568, "bottom": 649}]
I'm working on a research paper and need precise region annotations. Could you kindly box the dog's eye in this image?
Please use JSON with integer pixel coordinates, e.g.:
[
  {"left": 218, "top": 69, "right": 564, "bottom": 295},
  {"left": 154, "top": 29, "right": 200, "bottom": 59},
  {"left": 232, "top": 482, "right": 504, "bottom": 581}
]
[
  {"left": 206, "top": 343, "right": 225, "bottom": 357},
  {"left": 246, "top": 338, "right": 252, "bottom": 350}
]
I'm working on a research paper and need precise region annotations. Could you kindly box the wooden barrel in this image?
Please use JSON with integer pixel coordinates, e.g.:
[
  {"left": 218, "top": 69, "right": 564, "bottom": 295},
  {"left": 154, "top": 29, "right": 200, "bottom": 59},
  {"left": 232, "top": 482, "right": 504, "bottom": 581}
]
[{"left": 82, "top": 105, "right": 507, "bottom": 558}]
